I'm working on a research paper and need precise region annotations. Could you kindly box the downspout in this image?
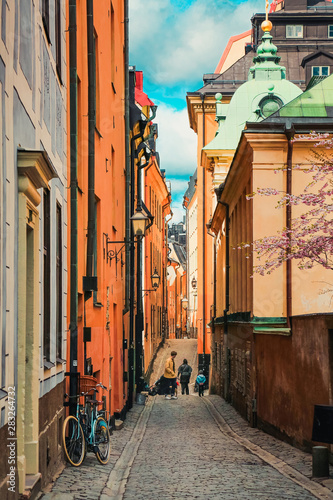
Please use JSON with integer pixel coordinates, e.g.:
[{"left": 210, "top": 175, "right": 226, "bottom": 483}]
[
  {"left": 220, "top": 201, "right": 230, "bottom": 401},
  {"left": 86, "top": 0, "right": 95, "bottom": 280},
  {"left": 162, "top": 201, "right": 171, "bottom": 340},
  {"left": 207, "top": 222, "right": 217, "bottom": 388},
  {"left": 127, "top": 71, "right": 136, "bottom": 410},
  {"left": 200, "top": 93, "right": 206, "bottom": 368},
  {"left": 84, "top": 0, "right": 95, "bottom": 376},
  {"left": 124, "top": 0, "right": 130, "bottom": 313},
  {"left": 128, "top": 131, "right": 136, "bottom": 409},
  {"left": 286, "top": 133, "right": 293, "bottom": 326},
  {"left": 69, "top": 0, "right": 78, "bottom": 414}
]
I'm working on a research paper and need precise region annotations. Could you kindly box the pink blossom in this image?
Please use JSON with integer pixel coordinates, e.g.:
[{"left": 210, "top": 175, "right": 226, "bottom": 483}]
[{"left": 240, "top": 133, "right": 333, "bottom": 275}]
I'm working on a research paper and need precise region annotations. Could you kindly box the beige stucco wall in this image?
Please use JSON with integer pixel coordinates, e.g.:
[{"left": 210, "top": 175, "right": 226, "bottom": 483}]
[
  {"left": 0, "top": 0, "right": 67, "bottom": 494},
  {"left": 251, "top": 136, "right": 288, "bottom": 318}
]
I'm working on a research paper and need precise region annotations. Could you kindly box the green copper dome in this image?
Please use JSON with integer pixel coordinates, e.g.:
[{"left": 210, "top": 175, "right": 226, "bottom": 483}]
[{"left": 203, "top": 27, "right": 302, "bottom": 152}]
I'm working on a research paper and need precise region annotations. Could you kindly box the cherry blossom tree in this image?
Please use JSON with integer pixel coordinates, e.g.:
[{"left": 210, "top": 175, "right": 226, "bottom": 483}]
[{"left": 245, "top": 133, "right": 333, "bottom": 276}]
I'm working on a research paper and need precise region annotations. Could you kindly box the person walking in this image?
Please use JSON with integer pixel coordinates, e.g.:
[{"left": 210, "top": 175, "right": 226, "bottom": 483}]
[
  {"left": 196, "top": 370, "right": 206, "bottom": 397},
  {"left": 164, "top": 351, "right": 178, "bottom": 400},
  {"left": 178, "top": 359, "right": 192, "bottom": 395}
]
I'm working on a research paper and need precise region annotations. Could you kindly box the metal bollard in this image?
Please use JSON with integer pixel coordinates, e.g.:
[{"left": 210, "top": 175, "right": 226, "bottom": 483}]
[{"left": 312, "top": 446, "right": 329, "bottom": 478}]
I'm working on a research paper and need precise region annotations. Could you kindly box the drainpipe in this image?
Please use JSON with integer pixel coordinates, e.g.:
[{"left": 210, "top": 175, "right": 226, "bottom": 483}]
[
  {"left": 128, "top": 128, "right": 136, "bottom": 409},
  {"left": 84, "top": 0, "right": 95, "bottom": 376},
  {"left": 286, "top": 132, "right": 293, "bottom": 326},
  {"left": 200, "top": 93, "right": 206, "bottom": 372},
  {"left": 127, "top": 70, "right": 140, "bottom": 409},
  {"left": 206, "top": 224, "right": 217, "bottom": 383},
  {"left": 86, "top": 0, "right": 95, "bottom": 281},
  {"left": 69, "top": 0, "right": 78, "bottom": 415},
  {"left": 124, "top": 0, "right": 130, "bottom": 313},
  {"left": 220, "top": 201, "right": 230, "bottom": 401},
  {"left": 162, "top": 202, "right": 171, "bottom": 340}
]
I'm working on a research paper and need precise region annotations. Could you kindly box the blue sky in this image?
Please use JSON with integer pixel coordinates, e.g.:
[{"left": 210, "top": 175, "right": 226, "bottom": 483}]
[{"left": 129, "top": 0, "right": 264, "bottom": 222}]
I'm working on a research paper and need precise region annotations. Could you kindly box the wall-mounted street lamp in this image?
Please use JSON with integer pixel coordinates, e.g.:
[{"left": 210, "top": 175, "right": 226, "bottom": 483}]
[
  {"left": 182, "top": 297, "right": 188, "bottom": 310},
  {"left": 143, "top": 267, "right": 160, "bottom": 293},
  {"left": 130, "top": 208, "right": 150, "bottom": 237},
  {"left": 191, "top": 276, "right": 197, "bottom": 289},
  {"left": 105, "top": 205, "right": 153, "bottom": 263}
]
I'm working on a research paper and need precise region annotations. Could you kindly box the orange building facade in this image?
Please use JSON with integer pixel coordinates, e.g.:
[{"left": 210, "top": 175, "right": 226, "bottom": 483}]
[
  {"left": 128, "top": 68, "right": 172, "bottom": 395},
  {"left": 66, "top": 0, "right": 128, "bottom": 421},
  {"left": 167, "top": 243, "right": 187, "bottom": 340},
  {"left": 143, "top": 153, "right": 171, "bottom": 374}
]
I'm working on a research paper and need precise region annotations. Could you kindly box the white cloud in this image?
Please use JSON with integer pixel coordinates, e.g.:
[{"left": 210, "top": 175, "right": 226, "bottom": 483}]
[
  {"left": 129, "top": 0, "right": 263, "bottom": 87},
  {"left": 168, "top": 178, "right": 190, "bottom": 223},
  {"left": 171, "top": 203, "right": 186, "bottom": 224},
  {"left": 155, "top": 103, "right": 197, "bottom": 177},
  {"left": 168, "top": 178, "right": 191, "bottom": 195}
]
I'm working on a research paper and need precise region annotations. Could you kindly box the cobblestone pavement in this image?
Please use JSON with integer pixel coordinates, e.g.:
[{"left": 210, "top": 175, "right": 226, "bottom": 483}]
[{"left": 41, "top": 340, "right": 333, "bottom": 500}]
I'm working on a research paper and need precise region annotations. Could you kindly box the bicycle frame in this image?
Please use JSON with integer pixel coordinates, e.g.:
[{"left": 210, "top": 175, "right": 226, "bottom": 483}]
[
  {"left": 63, "top": 382, "right": 109, "bottom": 465},
  {"left": 76, "top": 385, "right": 108, "bottom": 452}
]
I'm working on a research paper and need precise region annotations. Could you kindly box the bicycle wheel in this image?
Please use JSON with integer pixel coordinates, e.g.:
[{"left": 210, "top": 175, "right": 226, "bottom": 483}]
[
  {"left": 62, "top": 415, "right": 86, "bottom": 466},
  {"left": 93, "top": 416, "right": 110, "bottom": 464}
]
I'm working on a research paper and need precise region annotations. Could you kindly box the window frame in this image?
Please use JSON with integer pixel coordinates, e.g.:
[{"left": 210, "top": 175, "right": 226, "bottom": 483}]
[
  {"left": 312, "top": 66, "right": 330, "bottom": 77},
  {"left": 55, "top": 0, "right": 62, "bottom": 82},
  {"left": 56, "top": 203, "right": 63, "bottom": 361},
  {"left": 42, "top": 0, "right": 51, "bottom": 44},
  {"left": 43, "top": 189, "right": 51, "bottom": 363},
  {"left": 328, "top": 25, "right": 333, "bottom": 38},
  {"left": 286, "top": 25, "right": 303, "bottom": 38}
]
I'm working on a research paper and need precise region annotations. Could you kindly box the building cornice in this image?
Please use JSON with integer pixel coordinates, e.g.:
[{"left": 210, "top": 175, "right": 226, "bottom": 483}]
[
  {"left": 186, "top": 94, "right": 217, "bottom": 134},
  {"left": 17, "top": 149, "right": 58, "bottom": 207}
]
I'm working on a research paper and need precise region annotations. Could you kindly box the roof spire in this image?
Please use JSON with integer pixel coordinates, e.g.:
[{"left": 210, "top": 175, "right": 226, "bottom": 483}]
[
  {"left": 248, "top": 0, "right": 286, "bottom": 81},
  {"left": 262, "top": 0, "right": 273, "bottom": 34}
]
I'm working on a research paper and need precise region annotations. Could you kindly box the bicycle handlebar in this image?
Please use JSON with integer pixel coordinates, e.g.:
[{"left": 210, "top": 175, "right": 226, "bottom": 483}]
[
  {"left": 64, "top": 387, "right": 99, "bottom": 400},
  {"left": 64, "top": 384, "right": 107, "bottom": 402}
]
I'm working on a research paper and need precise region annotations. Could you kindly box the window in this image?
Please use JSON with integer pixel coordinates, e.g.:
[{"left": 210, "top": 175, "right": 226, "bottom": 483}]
[
  {"left": 56, "top": 204, "right": 62, "bottom": 360},
  {"left": 329, "top": 25, "right": 333, "bottom": 38},
  {"left": 55, "top": 0, "right": 62, "bottom": 80},
  {"left": 93, "top": 199, "right": 98, "bottom": 304},
  {"left": 110, "top": 3, "right": 115, "bottom": 89},
  {"left": 43, "top": 189, "right": 51, "bottom": 362},
  {"left": 93, "top": 30, "right": 100, "bottom": 129},
  {"left": 312, "top": 66, "right": 330, "bottom": 77},
  {"left": 286, "top": 25, "right": 303, "bottom": 38},
  {"left": 42, "top": 0, "right": 50, "bottom": 42}
]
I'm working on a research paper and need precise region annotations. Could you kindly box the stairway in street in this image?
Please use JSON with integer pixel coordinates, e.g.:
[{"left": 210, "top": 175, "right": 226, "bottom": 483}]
[{"left": 41, "top": 340, "right": 333, "bottom": 500}]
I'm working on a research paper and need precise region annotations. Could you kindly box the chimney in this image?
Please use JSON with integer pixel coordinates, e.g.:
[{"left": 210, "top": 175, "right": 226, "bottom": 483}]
[
  {"left": 284, "top": 0, "right": 307, "bottom": 10},
  {"left": 136, "top": 71, "right": 143, "bottom": 92}
]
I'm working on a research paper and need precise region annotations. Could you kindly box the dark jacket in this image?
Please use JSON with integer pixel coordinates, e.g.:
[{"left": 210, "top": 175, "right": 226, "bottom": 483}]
[{"left": 178, "top": 363, "right": 192, "bottom": 383}]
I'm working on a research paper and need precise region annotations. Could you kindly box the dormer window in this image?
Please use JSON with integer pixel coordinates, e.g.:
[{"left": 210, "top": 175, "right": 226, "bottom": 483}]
[
  {"left": 329, "top": 25, "right": 333, "bottom": 38},
  {"left": 312, "top": 66, "right": 330, "bottom": 77},
  {"left": 286, "top": 25, "right": 303, "bottom": 38}
]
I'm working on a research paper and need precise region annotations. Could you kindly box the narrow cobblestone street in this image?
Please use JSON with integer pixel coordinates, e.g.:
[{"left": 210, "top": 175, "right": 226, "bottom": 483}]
[{"left": 41, "top": 340, "right": 333, "bottom": 500}]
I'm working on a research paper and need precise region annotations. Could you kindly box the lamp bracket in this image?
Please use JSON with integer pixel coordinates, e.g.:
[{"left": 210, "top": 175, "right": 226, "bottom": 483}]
[
  {"left": 140, "top": 201, "right": 154, "bottom": 231},
  {"left": 106, "top": 237, "right": 140, "bottom": 263}
]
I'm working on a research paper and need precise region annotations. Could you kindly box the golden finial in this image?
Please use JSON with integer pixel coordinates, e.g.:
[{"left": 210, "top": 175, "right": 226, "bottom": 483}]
[{"left": 261, "top": 0, "right": 272, "bottom": 32}]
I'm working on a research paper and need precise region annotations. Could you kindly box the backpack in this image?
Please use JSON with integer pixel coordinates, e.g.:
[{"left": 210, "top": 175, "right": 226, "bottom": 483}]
[{"left": 180, "top": 365, "right": 191, "bottom": 382}]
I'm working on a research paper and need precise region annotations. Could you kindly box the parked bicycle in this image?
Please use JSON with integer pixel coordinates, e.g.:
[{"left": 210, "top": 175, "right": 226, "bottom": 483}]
[{"left": 62, "top": 383, "right": 110, "bottom": 466}]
